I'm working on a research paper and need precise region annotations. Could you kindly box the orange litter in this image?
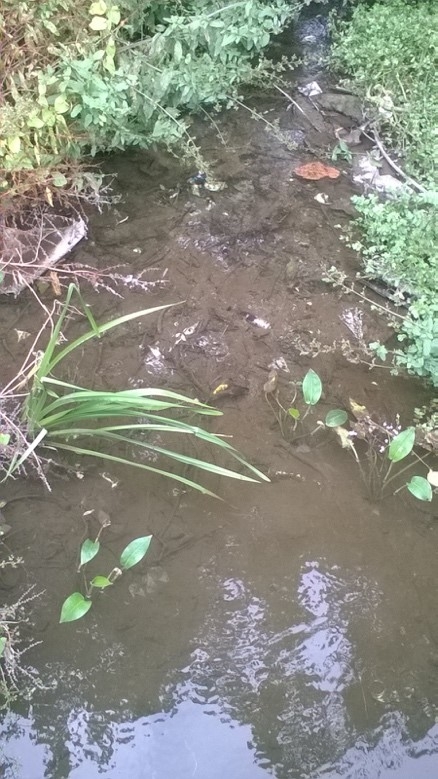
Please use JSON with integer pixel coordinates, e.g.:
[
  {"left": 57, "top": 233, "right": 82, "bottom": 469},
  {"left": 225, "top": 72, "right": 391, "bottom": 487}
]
[{"left": 294, "top": 162, "right": 341, "bottom": 180}]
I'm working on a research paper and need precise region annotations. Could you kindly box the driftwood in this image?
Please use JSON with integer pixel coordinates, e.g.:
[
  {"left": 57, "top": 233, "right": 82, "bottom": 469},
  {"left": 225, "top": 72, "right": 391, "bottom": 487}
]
[{"left": 0, "top": 210, "right": 87, "bottom": 295}]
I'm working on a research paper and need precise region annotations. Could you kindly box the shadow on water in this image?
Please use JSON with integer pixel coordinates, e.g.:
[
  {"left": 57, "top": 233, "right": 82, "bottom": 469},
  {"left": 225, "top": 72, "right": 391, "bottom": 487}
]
[{"left": 1, "top": 6, "right": 438, "bottom": 779}]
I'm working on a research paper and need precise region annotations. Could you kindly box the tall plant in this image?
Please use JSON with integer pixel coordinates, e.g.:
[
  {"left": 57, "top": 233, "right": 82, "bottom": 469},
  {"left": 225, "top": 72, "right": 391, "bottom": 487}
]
[{"left": 8, "top": 285, "right": 268, "bottom": 494}]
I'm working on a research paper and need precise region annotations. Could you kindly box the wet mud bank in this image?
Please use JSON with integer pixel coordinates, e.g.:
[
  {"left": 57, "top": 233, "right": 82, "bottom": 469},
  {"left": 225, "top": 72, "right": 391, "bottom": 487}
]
[{"left": 1, "top": 14, "right": 438, "bottom": 779}]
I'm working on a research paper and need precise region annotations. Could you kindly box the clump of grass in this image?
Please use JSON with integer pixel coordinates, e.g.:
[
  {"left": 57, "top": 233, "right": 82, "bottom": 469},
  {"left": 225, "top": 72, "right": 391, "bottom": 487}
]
[{"left": 1, "top": 285, "right": 268, "bottom": 495}]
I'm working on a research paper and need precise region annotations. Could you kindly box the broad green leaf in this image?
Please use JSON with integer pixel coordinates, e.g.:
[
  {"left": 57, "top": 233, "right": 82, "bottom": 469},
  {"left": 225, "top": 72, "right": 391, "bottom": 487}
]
[
  {"left": 120, "top": 535, "right": 152, "bottom": 570},
  {"left": 8, "top": 136, "right": 21, "bottom": 154},
  {"left": 388, "top": 427, "right": 415, "bottom": 462},
  {"left": 107, "top": 6, "right": 121, "bottom": 25},
  {"left": 80, "top": 538, "right": 100, "bottom": 567},
  {"left": 103, "top": 55, "right": 115, "bottom": 75},
  {"left": 70, "top": 104, "right": 82, "bottom": 119},
  {"left": 52, "top": 173, "right": 68, "bottom": 187},
  {"left": 89, "top": 0, "right": 107, "bottom": 13},
  {"left": 406, "top": 476, "right": 433, "bottom": 502},
  {"left": 90, "top": 575, "right": 112, "bottom": 589},
  {"left": 325, "top": 409, "right": 348, "bottom": 427},
  {"left": 89, "top": 15, "right": 108, "bottom": 30},
  {"left": 27, "top": 115, "right": 45, "bottom": 129},
  {"left": 0, "top": 636, "right": 6, "bottom": 658},
  {"left": 0, "top": 434, "right": 10, "bottom": 446},
  {"left": 302, "top": 369, "right": 322, "bottom": 406},
  {"left": 288, "top": 408, "right": 300, "bottom": 420},
  {"left": 54, "top": 95, "right": 69, "bottom": 114},
  {"left": 60, "top": 593, "right": 92, "bottom": 623}
]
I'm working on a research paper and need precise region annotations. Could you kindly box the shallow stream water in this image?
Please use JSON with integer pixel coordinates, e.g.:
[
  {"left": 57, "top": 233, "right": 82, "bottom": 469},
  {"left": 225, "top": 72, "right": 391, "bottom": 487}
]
[{"left": 1, "top": 11, "right": 438, "bottom": 779}]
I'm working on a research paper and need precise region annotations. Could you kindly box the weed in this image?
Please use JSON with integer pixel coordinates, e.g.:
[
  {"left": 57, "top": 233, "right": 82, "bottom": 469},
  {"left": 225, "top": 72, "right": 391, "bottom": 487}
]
[
  {"left": 334, "top": 400, "right": 436, "bottom": 503},
  {"left": 60, "top": 531, "right": 153, "bottom": 623},
  {"left": 331, "top": 140, "right": 353, "bottom": 164},
  {"left": 264, "top": 366, "right": 348, "bottom": 442}
]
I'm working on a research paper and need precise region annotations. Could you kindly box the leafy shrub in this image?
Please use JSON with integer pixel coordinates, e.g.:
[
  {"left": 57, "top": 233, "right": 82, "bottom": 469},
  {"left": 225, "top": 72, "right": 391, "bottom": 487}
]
[
  {"left": 351, "top": 192, "right": 438, "bottom": 385},
  {"left": 0, "top": 0, "right": 301, "bottom": 211},
  {"left": 331, "top": 0, "right": 438, "bottom": 183},
  {"left": 331, "top": 0, "right": 438, "bottom": 385}
]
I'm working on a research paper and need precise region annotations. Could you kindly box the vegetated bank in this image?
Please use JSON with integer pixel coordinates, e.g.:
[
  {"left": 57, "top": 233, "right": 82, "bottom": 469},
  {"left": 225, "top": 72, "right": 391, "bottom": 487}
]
[
  {"left": 0, "top": 0, "right": 304, "bottom": 219},
  {"left": 331, "top": 0, "right": 438, "bottom": 386}
]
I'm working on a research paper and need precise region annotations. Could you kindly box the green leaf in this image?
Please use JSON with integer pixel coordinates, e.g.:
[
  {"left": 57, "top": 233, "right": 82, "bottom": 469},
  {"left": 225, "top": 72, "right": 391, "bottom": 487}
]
[
  {"left": 80, "top": 538, "right": 100, "bottom": 567},
  {"left": 54, "top": 95, "right": 69, "bottom": 114},
  {"left": 27, "top": 115, "right": 45, "bottom": 129},
  {"left": 90, "top": 575, "right": 113, "bottom": 589},
  {"left": 60, "top": 593, "right": 92, "bottom": 623},
  {"left": 89, "top": 0, "right": 107, "bottom": 13},
  {"left": 406, "top": 476, "right": 433, "bottom": 502},
  {"left": 70, "top": 104, "right": 82, "bottom": 119},
  {"left": 388, "top": 427, "right": 415, "bottom": 462},
  {"left": 0, "top": 636, "right": 6, "bottom": 658},
  {"left": 325, "top": 409, "right": 348, "bottom": 427},
  {"left": 107, "top": 6, "right": 121, "bottom": 25},
  {"left": 288, "top": 408, "right": 300, "bottom": 420},
  {"left": 89, "top": 15, "right": 108, "bottom": 30},
  {"left": 0, "top": 434, "right": 10, "bottom": 446},
  {"left": 302, "top": 369, "right": 322, "bottom": 406},
  {"left": 7, "top": 136, "right": 21, "bottom": 155},
  {"left": 120, "top": 535, "right": 152, "bottom": 570},
  {"left": 52, "top": 172, "right": 68, "bottom": 187}
]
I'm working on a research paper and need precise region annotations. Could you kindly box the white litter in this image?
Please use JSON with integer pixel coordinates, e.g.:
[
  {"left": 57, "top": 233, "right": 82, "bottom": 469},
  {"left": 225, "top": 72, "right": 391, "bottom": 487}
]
[{"left": 298, "top": 81, "right": 322, "bottom": 98}]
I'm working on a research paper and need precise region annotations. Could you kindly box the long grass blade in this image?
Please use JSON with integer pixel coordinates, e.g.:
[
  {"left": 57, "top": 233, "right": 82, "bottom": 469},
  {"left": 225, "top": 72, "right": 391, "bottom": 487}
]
[{"left": 48, "top": 442, "right": 221, "bottom": 498}]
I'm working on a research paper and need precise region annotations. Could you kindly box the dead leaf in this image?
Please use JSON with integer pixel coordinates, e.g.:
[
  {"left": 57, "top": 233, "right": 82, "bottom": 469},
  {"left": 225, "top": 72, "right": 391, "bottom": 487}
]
[
  {"left": 349, "top": 398, "right": 370, "bottom": 420},
  {"left": 212, "top": 383, "right": 229, "bottom": 396},
  {"left": 294, "top": 162, "right": 340, "bottom": 180},
  {"left": 334, "top": 426, "right": 354, "bottom": 449},
  {"left": 49, "top": 271, "right": 61, "bottom": 296},
  {"left": 264, "top": 369, "right": 278, "bottom": 395}
]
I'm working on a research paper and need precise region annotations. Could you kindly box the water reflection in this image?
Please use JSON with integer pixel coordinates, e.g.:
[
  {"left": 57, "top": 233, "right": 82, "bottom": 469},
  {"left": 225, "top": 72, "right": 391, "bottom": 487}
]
[{"left": 1, "top": 559, "right": 437, "bottom": 778}]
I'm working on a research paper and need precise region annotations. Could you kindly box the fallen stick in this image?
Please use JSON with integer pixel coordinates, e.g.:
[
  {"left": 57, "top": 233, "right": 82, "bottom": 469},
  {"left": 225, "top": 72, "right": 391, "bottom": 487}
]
[{"left": 363, "top": 128, "right": 426, "bottom": 193}]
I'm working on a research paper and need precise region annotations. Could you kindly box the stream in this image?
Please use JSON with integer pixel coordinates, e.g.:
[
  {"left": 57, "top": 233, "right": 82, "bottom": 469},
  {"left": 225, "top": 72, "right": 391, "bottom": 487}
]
[{"left": 1, "top": 8, "right": 438, "bottom": 779}]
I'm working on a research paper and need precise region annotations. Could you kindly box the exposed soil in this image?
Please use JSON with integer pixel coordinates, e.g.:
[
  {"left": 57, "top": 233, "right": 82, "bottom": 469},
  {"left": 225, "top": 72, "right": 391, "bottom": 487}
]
[{"left": 1, "top": 30, "right": 437, "bottom": 779}]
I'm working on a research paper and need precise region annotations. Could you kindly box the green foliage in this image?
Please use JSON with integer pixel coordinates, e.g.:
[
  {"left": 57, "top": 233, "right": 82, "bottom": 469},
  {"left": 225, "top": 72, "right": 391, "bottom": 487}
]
[
  {"left": 406, "top": 475, "right": 432, "bottom": 502},
  {"left": 11, "top": 285, "right": 268, "bottom": 494},
  {"left": 331, "top": 0, "right": 438, "bottom": 183},
  {"left": 302, "top": 369, "right": 322, "bottom": 406},
  {"left": 325, "top": 409, "right": 348, "bottom": 428},
  {"left": 60, "top": 534, "right": 153, "bottom": 623},
  {"left": 0, "top": 0, "right": 300, "bottom": 209},
  {"left": 351, "top": 192, "right": 438, "bottom": 385},
  {"left": 387, "top": 427, "right": 415, "bottom": 463},
  {"left": 265, "top": 366, "right": 345, "bottom": 442},
  {"left": 120, "top": 536, "right": 152, "bottom": 570}
]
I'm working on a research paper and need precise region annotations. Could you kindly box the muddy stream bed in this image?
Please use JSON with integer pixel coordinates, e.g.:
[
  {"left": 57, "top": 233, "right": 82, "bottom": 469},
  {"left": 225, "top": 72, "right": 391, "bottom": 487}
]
[{"left": 1, "top": 15, "right": 438, "bottom": 779}]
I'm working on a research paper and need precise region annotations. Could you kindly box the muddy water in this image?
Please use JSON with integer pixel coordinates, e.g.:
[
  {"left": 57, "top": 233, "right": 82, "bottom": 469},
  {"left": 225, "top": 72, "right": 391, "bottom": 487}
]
[{"left": 1, "top": 18, "right": 438, "bottom": 779}]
